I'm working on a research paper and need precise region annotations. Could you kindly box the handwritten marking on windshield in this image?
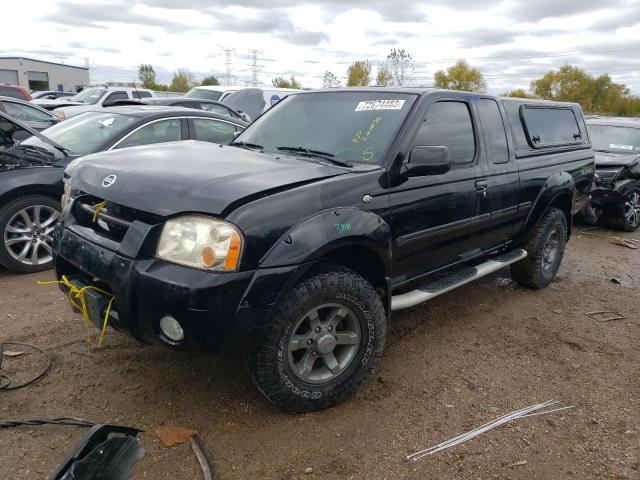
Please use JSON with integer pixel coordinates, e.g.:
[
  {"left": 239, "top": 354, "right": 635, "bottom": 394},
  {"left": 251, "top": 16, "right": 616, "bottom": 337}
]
[
  {"left": 362, "top": 148, "right": 375, "bottom": 162},
  {"left": 353, "top": 116, "right": 382, "bottom": 144}
]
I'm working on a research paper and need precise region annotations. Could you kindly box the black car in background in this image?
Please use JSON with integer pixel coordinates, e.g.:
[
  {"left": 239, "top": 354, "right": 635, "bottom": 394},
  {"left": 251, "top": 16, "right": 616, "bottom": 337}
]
[
  {"left": 114, "top": 97, "right": 251, "bottom": 122},
  {"left": 0, "top": 96, "right": 60, "bottom": 131},
  {"left": 584, "top": 116, "right": 640, "bottom": 231},
  {"left": 0, "top": 106, "right": 248, "bottom": 273}
]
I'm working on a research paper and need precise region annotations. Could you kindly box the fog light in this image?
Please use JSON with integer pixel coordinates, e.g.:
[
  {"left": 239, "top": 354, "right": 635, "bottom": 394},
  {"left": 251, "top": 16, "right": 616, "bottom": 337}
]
[{"left": 159, "top": 315, "right": 184, "bottom": 342}]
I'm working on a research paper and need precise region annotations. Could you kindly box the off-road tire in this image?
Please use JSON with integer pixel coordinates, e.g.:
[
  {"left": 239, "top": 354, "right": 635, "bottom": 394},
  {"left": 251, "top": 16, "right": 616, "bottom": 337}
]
[
  {"left": 0, "top": 195, "right": 60, "bottom": 274},
  {"left": 610, "top": 185, "right": 640, "bottom": 232},
  {"left": 511, "top": 208, "right": 567, "bottom": 289},
  {"left": 248, "top": 264, "right": 387, "bottom": 413}
]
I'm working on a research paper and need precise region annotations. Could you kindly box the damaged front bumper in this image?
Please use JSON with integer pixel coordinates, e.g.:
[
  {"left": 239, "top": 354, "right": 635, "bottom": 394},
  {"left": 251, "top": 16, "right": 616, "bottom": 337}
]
[{"left": 54, "top": 225, "right": 256, "bottom": 349}]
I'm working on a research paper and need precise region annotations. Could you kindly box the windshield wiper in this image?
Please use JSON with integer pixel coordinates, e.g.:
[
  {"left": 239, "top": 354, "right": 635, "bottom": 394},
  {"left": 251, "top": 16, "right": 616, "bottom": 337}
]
[
  {"left": 230, "top": 141, "right": 263, "bottom": 151},
  {"left": 277, "top": 146, "right": 352, "bottom": 167}
]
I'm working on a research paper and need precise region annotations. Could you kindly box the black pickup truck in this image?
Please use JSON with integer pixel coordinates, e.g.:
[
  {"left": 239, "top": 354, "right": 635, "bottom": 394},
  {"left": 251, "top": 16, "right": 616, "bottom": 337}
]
[{"left": 53, "top": 88, "right": 594, "bottom": 412}]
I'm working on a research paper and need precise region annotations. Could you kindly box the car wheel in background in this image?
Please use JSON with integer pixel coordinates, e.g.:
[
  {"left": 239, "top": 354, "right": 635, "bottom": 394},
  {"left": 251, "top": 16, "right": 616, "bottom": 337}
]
[
  {"left": 0, "top": 195, "right": 60, "bottom": 273},
  {"left": 611, "top": 186, "right": 640, "bottom": 232},
  {"left": 249, "top": 264, "right": 387, "bottom": 412}
]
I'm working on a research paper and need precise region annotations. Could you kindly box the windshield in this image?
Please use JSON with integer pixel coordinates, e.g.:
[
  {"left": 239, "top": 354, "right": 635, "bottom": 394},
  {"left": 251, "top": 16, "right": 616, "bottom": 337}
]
[
  {"left": 70, "top": 88, "right": 107, "bottom": 105},
  {"left": 588, "top": 124, "right": 640, "bottom": 154},
  {"left": 22, "top": 111, "right": 138, "bottom": 155},
  {"left": 185, "top": 88, "right": 222, "bottom": 101},
  {"left": 236, "top": 91, "right": 416, "bottom": 165}
]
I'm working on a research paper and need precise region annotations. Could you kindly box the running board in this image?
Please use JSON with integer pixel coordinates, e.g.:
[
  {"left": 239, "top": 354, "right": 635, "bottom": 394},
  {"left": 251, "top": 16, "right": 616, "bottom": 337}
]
[{"left": 391, "top": 249, "right": 527, "bottom": 311}]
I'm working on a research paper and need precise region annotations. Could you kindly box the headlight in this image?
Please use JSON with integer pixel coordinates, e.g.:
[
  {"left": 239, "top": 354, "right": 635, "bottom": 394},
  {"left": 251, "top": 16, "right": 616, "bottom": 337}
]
[
  {"left": 54, "top": 110, "right": 65, "bottom": 120},
  {"left": 61, "top": 182, "right": 72, "bottom": 209},
  {"left": 156, "top": 215, "right": 243, "bottom": 271}
]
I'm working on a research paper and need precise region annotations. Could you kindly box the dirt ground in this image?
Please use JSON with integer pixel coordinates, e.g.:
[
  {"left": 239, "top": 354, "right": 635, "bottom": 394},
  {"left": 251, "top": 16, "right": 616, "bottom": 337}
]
[{"left": 0, "top": 226, "right": 638, "bottom": 480}]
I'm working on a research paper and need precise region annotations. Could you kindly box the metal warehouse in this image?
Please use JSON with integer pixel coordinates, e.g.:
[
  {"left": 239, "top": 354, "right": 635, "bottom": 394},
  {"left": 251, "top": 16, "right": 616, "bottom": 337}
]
[{"left": 0, "top": 56, "right": 89, "bottom": 92}]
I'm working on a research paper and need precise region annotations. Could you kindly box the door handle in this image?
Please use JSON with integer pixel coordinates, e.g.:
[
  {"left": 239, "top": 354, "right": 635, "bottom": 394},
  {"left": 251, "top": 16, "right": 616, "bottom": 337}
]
[{"left": 475, "top": 180, "right": 488, "bottom": 190}]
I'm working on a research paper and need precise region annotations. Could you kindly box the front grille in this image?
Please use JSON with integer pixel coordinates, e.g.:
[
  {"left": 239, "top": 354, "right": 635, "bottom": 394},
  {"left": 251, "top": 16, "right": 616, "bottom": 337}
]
[{"left": 71, "top": 193, "right": 163, "bottom": 244}]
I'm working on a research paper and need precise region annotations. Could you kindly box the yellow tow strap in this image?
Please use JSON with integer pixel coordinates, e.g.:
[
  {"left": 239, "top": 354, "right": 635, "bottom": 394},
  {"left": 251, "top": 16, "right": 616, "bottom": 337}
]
[
  {"left": 92, "top": 200, "right": 107, "bottom": 222},
  {"left": 38, "top": 275, "right": 115, "bottom": 349}
]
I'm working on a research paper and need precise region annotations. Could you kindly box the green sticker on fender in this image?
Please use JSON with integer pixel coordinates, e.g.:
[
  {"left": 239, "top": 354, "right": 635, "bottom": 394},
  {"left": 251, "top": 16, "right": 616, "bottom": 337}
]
[{"left": 335, "top": 223, "right": 352, "bottom": 234}]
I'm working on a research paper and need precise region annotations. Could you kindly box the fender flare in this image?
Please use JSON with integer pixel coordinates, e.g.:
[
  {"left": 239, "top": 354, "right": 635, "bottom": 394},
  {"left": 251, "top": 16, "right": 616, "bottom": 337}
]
[
  {"left": 517, "top": 171, "right": 575, "bottom": 243},
  {"left": 259, "top": 207, "right": 392, "bottom": 275}
]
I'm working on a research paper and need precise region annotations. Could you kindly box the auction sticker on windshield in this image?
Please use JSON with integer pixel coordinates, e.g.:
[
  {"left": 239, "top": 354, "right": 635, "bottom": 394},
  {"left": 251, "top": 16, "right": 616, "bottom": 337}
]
[
  {"left": 610, "top": 144, "right": 635, "bottom": 151},
  {"left": 355, "top": 100, "right": 405, "bottom": 112}
]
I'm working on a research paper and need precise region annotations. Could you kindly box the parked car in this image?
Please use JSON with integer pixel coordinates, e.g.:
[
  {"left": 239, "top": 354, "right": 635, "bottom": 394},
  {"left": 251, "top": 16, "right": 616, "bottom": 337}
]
[
  {"left": 184, "top": 85, "right": 244, "bottom": 101},
  {"left": 113, "top": 97, "right": 251, "bottom": 122},
  {"left": 221, "top": 87, "right": 302, "bottom": 122},
  {"left": 33, "top": 87, "right": 156, "bottom": 118},
  {"left": 0, "top": 96, "right": 60, "bottom": 131},
  {"left": 31, "top": 90, "right": 76, "bottom": 100},
  {"left": 0, "top": 84, "right": 32, "bottom": 101},
  {"left": 581, "top": 116, "right": 640, "bottom": 231},
  {"left": 54, "top": 88, "right": 594, "bottom": 412},
  {"left": 0, "top": 106, "right": 247, "bottom": 273}
]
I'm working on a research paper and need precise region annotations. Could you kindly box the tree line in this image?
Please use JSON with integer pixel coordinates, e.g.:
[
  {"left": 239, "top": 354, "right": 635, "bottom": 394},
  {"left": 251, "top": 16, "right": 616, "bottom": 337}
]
[
  {"left": 139, "top": 52, "right": 640, "bottom": 116},
  {"left": 138, "top": 64, "right": 219, "bottom": 92}
]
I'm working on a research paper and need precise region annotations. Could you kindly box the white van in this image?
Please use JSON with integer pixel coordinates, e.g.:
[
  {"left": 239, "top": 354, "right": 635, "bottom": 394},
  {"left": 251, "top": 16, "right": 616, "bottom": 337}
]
[{"left": 220, "top": 87, "right": 303, "bottom": 122}]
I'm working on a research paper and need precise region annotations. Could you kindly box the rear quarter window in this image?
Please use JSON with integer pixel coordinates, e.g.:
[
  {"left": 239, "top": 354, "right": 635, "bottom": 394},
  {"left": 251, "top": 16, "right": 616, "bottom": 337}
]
[{"left": 521, "top": 106, "right": 583, "bottom": 148}]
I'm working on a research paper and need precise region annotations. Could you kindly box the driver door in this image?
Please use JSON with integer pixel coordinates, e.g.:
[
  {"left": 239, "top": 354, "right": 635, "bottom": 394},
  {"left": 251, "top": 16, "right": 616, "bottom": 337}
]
[{"left": 388, "top": 98, "right": 491, "bottom": 284}]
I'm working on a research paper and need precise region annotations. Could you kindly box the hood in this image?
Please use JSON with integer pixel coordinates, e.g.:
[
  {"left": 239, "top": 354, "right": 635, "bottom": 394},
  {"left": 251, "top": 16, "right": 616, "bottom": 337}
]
[
  {"left": 66, "top": 140, "right": 350, "bottom": 216},
  {"left": 594, "top": 150, "right": 640, "bottom": 168},
  {"left": 33, "top": 98, "right": 83, "bottom": 108},
  {"left": 55, "top": 105, "right": 95, "bottom": 118}
]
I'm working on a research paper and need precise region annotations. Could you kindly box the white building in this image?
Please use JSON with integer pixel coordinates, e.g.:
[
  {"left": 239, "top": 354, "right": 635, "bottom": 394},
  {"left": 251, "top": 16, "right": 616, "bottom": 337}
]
[{"left": 0, "top": 57, "right": 90, "bottom": 93}]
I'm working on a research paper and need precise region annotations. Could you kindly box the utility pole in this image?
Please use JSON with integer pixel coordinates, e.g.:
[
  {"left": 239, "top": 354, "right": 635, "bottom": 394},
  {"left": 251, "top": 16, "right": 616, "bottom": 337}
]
[
  {"left": 248, "top": 49, "right": 264, "bottom": 86},
  {"left": 218, "top": 45, "right": 236, "bottom": 86}
]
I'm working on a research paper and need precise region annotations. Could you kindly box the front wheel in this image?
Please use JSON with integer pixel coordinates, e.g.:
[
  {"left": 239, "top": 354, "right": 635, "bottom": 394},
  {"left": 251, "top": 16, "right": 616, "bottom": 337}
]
[
  {"left": 511, "top": 208, "right": 567, "bottom": 289},
  {"left": 0, "top": 195, "right": 60, "bottom": 273},
  {"left": 248, "top": 265, "right": 387, "bottom": 412}
]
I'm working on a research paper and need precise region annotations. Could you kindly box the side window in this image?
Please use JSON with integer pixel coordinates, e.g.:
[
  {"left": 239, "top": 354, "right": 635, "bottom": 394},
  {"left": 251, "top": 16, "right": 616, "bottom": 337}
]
[
  {"left": 3, "top": 101, "right": 56, "bottom": 123},
  {"left": 521, "top": 107, "right": 582, "bottom": 147},
  {"left": 414, "top": 101, "right": 476, "bottom": 166},
  {"left": 0, "top": 86, "right": 23, "bottom": 99},
  {"left": 478, "top": 99, "right": 509, "bottom": 164},
  {"left": 104, "top": 91, "right": 128, "bottom": 103},
  {"left": 133, "top": 91, "right": 152, "bottom": 99},
  {"left": 192, "top": 119, "right": 237, "bottom": 145},
  {"left": 200, "top": 103, "right": 229, "bottom": 116},
  {"left": 115, "top": 118, "right": 182, "bottom": 149}
]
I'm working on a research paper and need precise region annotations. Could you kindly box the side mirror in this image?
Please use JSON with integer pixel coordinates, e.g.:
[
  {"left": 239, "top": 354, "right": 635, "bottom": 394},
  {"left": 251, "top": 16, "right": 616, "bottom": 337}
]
[
  {"left": 237, "top": 111, "right": 251, "bottom": 123},
  {"left": 402, "top": 146, "right": 451, "bottom": 177},
  {"left": 101, "top": 99, "right": 117, "bottom": 108}
]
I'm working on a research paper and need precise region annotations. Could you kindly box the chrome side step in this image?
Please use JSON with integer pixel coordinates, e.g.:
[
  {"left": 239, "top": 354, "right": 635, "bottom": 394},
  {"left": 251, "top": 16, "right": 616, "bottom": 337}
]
[{"left": 391, "top": 248, "right": 527, "bottom": 311}]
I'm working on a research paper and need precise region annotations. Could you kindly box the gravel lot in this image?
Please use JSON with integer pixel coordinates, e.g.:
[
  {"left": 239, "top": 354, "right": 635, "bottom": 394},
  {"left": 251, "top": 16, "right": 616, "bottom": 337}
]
[{"left": 1, "top": 226, "right": 638, "bottom": 479}]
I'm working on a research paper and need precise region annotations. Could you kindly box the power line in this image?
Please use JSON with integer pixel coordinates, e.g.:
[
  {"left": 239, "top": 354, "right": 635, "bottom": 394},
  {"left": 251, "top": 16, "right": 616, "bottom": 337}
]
[{"left": 301, "top": 43, "right": 640, "bottom": 66}]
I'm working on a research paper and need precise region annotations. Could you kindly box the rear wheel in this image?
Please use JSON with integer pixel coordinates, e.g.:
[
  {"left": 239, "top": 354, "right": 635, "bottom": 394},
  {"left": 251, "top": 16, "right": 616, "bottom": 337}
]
[
  {"left": 611, "top": 186, "right": 640, "bottom": 232},
  {"left": 0, "top": 195, "right": 60, "bottom": 273},
  {"left": 248, "top": 265, "right": 387, "bottom": 412},
  {"left": 511, "top": 208, "right": 567, "bottom": 289}
]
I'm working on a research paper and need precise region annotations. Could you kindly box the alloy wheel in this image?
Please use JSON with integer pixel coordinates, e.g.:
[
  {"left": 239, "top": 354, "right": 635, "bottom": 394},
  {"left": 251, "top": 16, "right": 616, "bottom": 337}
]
[
  {"left": 541, "top": 225, "right": 560, "bottom": 274},
  {"left": 287, "top": 303, "right": 361, "bottom": 384},
  {"left": 3, "top": 205, "right": 59, "bottom": 266},
  {"left": 623, "top": 191, "right": 640, "bottom": 228}
]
